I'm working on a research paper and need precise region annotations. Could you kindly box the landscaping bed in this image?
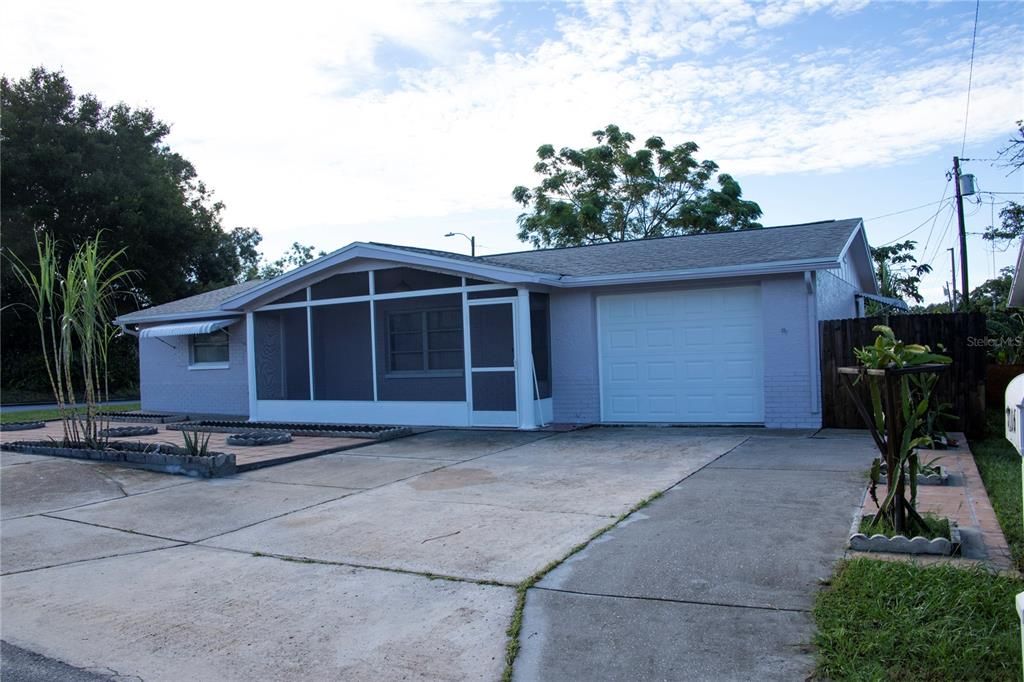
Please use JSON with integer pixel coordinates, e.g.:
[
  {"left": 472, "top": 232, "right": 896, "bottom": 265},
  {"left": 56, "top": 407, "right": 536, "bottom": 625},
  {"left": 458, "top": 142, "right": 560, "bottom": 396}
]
[
  {"left": 98, "top": 411, "right": 188, "bottom": 424},
  {"left": 2, "top": 440, "right": 235, "bottom": 478},
  {"left": 850, "top": 514, "right": 960, "bottom": 556},
  {"left": 0, "top": 421, "right": 45, "bottom": 432},
  {"left": 813, "top": 559, "right": 1022, "bottom": 681},
  {"left": 167, "top": 420, "right": 410, "bottom": 440}
]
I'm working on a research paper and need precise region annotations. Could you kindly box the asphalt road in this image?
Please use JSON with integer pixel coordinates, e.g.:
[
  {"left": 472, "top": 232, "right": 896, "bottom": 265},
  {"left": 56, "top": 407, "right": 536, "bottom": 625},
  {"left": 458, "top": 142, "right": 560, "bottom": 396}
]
[{"left": 1, "top": 641, "right": 117, "bottom": 681}]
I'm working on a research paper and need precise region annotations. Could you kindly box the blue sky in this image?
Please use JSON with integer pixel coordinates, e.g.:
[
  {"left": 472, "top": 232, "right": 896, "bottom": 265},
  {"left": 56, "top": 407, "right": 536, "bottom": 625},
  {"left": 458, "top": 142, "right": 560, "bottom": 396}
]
[{"left": 4, "top": 0, "right": 1023, "bottom": 302}]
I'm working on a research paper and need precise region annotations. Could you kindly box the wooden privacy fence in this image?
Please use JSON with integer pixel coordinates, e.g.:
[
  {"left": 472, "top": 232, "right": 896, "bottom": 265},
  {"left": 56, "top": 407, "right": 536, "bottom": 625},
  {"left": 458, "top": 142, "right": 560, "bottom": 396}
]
[{"left": 820, "top": 312, "right": 988, "bottom": 435}]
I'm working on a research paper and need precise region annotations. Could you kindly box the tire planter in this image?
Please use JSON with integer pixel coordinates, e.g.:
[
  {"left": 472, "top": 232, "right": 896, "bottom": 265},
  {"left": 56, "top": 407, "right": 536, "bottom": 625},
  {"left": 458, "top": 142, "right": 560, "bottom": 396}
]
[
  {"left": 0, "top": 421, "right": 45, "bottom": 432},
  {"left": 169, "top": 420, "right": 409, "bottom": 440},
  {"left": 878, "top": 466, "right": 949, "bottom": 486},
  {"left": 99, "top": 412, "right": 188, "bottom": 424},
  {"left": 226, "top": 431, "right": 293, "bottom": 447},
  {"left": 99, "top": 425, "right": 159, "bottom": 438}
]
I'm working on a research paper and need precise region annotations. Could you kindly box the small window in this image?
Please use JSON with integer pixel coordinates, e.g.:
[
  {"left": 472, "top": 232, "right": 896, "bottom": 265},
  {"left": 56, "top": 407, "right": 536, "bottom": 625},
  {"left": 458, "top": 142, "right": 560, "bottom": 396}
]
[
  {"left": 387, "top": 308, "right": 463, "bottom": 374},
  {"left": 190, "top": 330, "right": 229, "bottom": 367}
]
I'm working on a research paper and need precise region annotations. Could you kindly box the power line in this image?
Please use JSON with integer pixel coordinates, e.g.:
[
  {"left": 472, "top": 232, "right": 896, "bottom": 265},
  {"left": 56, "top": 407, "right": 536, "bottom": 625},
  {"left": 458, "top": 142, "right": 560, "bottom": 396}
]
[
  {"left": 877, "top": 198, "right": 954, "bottom": 246},
  {"left": 925, "top": 204, "right": 958, "bottom": 267},
  {"left": 921, "top": 177, "right": 953, "bottom": 255},
  {"left": 960, "top": 0, "right": 981, "bottom": 156},
  {"left": 865, "top": 196, "right": 951, "bottom": 221}
]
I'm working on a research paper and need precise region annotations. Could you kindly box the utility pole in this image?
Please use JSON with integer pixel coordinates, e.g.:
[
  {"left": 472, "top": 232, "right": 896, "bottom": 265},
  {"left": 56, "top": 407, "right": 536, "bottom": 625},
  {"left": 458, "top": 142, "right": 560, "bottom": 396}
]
[
  {"left": 948, "top": 247, "right": 958, "bottom": 311},
  {"left": 953, "top": 156, "right": 970, "bottom": 305}
]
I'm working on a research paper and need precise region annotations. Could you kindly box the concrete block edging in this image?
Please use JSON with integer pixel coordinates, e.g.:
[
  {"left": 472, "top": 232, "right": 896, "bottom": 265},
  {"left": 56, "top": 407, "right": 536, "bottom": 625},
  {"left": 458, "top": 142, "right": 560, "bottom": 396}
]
[
  {"left": 848, "top": 515, "right": 962, "bottom": 556},
  {"left": 1, "top": 441, "right": 236, "bottom": 478}
]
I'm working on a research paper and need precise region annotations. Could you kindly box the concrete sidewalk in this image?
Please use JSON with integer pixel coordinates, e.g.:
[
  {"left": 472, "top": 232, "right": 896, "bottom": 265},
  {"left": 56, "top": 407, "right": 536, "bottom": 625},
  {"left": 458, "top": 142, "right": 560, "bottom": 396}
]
[{"left": 513, "top": 434, "right": 876, "bottom": 681}]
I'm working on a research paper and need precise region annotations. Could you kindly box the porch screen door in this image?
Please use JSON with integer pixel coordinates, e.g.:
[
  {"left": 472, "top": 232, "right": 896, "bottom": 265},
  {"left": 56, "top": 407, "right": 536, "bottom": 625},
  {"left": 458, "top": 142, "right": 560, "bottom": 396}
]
[{"left": 469, "top": 301, "right": 518, "bottom": 427}]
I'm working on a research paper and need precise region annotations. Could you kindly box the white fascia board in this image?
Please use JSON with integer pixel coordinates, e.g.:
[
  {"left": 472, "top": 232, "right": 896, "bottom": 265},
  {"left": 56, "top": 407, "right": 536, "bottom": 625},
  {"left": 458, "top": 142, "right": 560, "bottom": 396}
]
[
  {"left": 551, "top": 258, "right": 841, "bottom": 288},
  {"left": 219, "top": 242, "right": 553, "bottom": 310},
  {"left": 836, "top": 221, "right": 879, "bottom": 295},
  {"left": 114, "top": 310, "right": 244, "bottom": 325}
]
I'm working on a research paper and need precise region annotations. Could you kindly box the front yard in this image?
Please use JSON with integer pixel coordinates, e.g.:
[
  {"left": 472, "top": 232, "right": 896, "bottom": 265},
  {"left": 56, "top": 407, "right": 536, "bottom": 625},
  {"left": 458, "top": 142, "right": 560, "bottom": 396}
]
[
  {"left": 813, "top": 409, "right": 1024, "bottom": 680},
  {"left": 814, "top": 559, "right": 1022, "bottom": 681}
]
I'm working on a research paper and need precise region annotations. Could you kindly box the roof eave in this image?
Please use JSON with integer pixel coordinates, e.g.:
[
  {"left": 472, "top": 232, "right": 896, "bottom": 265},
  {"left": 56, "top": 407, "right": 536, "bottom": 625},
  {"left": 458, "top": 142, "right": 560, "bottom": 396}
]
[
  {"left": 552, "top": 258, "right": 843, "bottom": 288},
  {"left": 114, "top": 310, "right": 245, "bottom": 325},
  {"left": 1009, "top": 243, "right": 1024, "bottom": 308}
]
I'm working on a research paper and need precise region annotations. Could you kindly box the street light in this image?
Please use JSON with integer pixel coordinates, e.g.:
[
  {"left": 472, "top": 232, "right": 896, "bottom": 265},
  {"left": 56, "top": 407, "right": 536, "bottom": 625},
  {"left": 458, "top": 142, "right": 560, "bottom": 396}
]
[{"left": 444, "top": 232, "right": 475, "bottom": 257}]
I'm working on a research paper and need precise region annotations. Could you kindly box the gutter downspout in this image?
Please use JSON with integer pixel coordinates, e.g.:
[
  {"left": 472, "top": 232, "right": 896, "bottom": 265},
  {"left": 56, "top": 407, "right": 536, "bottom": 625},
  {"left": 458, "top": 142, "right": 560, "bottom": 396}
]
[{"left": 805, "top": 272, "right": 820, "bottom": 416}]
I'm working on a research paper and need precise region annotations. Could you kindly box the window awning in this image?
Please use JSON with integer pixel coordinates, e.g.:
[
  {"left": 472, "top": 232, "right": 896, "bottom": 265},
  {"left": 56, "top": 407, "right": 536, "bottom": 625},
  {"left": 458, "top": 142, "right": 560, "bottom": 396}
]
[{"left": 139, "top": 319, "right": 236, "bottom": 338}]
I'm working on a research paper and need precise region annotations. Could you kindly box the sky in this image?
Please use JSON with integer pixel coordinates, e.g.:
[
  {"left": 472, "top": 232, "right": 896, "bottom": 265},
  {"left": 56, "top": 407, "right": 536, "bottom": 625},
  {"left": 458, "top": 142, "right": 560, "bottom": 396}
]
[{"left": 3, "top": 0, "right": 1023, "bottom": 303}]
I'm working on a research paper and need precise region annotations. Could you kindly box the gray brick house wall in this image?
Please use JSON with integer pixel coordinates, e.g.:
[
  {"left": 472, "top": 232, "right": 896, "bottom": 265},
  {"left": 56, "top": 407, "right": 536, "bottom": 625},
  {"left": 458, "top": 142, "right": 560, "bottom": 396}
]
[{"left": 139, "top": 317, "right": 249, "bottom": 416}]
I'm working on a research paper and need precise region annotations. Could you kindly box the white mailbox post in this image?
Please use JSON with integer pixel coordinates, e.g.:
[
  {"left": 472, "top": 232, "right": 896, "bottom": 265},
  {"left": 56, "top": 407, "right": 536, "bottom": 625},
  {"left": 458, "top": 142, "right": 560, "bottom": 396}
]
[{"left": 1004, "top": 374, "right": 1024, "bottom": 678}]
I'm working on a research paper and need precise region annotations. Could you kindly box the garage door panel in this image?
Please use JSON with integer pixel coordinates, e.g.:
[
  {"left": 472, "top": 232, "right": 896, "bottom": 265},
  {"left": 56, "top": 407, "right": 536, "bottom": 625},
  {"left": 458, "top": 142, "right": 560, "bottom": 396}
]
[
  {"left": 646, "top": 362, "right": 675, "bottom": 381},
  {"left": 645, "top": 328, "right": 674, "bottom": 349},
  {"left": 609, "top": 362, "right": 639, "bottom": 382},
  {"left": 599, "top": 287, "right": 763, "bottom": 424}
]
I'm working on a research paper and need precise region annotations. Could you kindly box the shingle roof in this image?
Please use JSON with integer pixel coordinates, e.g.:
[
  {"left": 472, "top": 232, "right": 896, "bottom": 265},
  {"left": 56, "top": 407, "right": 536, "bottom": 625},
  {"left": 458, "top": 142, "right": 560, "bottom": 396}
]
[
  {"left": 116, "top": 280, "right": 264, "bottom": 323},
  {"left": 119, "top": 218, "right": 863, "bottom": 322},
  {"left": 480, "top": 219, "right": 863, "bottom": 277}
]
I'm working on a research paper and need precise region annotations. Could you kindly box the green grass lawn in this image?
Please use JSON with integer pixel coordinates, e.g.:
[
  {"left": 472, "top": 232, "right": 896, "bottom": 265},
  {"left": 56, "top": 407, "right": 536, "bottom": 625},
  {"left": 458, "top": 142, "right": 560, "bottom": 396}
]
[
  {"left": 0, "top": 402, "right": 140, "bottom": 425},
  {"left": 970, "top": 408, "right": 1024, "bottom": 571},
  {"left": 814, "top": 559, "right": 1023, "bottom": 681}
]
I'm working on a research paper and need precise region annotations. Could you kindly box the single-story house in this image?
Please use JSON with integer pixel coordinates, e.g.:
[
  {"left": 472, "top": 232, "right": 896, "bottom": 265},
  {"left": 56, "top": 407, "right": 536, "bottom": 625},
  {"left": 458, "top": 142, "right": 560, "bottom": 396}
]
[{"left": 115, "top": 218, "right": 882, "bottom": 430}]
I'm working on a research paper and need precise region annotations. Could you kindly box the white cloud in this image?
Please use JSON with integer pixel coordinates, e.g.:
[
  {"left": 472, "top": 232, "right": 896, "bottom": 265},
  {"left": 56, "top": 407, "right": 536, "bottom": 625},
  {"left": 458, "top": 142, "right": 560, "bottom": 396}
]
[{"left": 2, "top": 0, "right": 1021, "bottom": 260}]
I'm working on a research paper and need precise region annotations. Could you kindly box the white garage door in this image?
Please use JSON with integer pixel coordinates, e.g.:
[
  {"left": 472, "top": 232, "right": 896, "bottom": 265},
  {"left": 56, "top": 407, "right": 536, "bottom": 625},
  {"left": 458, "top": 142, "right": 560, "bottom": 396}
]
[{"left": 598, "top": 286, "right": 764, "bottom": 423}]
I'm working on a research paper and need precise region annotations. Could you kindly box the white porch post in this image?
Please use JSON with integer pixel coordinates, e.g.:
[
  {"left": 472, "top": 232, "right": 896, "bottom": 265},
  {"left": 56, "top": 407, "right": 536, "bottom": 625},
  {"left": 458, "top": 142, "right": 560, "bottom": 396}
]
[
  {"left": 515, "top": 288, "right": 538, "bottom": 429},
  {"left": 246, "top": 311, "right": 257, "bottom": 419}
]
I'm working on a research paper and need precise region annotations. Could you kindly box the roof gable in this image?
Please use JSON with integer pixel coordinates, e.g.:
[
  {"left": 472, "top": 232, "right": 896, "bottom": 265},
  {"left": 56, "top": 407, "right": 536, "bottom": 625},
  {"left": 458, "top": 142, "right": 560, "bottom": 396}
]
[{"left": 116, "top": 218, "right": 868, "bottom": 323}]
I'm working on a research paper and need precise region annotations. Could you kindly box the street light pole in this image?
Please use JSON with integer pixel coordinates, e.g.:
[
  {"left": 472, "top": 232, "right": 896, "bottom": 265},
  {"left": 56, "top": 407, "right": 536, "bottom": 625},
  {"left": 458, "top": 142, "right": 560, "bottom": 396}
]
[{"left": 444, "top": 232, "right": 476, "bottom": 257}]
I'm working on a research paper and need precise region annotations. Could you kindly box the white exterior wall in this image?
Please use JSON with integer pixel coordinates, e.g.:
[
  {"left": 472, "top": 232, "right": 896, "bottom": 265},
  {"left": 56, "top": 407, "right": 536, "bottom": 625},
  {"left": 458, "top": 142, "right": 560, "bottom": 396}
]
[
  {"left": 139, "top": 317, "right": 249, "bottom": 416},
  {"left": 549, "top": 290, "right": 601, "bottom": 423},
  {"left": 549, "top": 274, "right": 824, "bottom": 428},
  {"left": 760, "top": 276, "right": 820, "bottom": 428},
  {"left": 816, "top": 253, "right": 861, "bottom": 321}
]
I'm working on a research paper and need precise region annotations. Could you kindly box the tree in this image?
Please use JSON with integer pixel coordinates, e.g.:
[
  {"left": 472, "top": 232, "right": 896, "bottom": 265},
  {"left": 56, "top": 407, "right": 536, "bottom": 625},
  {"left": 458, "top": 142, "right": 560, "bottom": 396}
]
[
  {"left": 985, "top": 121, "right": 1024, "bottom": 245},
  {"left": 967, "top": 267, "right": 1024, "bottom": 364},
  {"left": 0, "top": 68, "right": 255, "bottom": 397},
  {"left": 871, "top": 240, "right": 932, "bottom": 304},
  {"left": 998, "top": 119, "right": 1024, "bottom": 172},
  {"left": 247, "top": 242, "right": 327, "bottom": 280},
  {"left": 982, "top": 203, "right": 1024, "bottom": 244},
  {"left": 512, "top": 124, "right": 762, "bottom": 248}
]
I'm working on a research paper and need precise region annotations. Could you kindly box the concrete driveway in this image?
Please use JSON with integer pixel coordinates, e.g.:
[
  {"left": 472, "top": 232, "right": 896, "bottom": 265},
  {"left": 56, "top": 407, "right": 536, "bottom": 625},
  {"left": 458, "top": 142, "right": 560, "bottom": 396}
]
[{"left": 0, "top": 427, "right": 872, "bottom": 680}]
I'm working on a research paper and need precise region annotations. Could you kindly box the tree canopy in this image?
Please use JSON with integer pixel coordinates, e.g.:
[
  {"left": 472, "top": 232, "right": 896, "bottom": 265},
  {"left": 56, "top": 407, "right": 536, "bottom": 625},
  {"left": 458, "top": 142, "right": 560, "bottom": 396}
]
[
  {"left": 871, "top": 240, "right": 932, "bottom": 304},
  {"left": 0, "top": 68, "right": 321, "bottom": 399},
  {"left": 512, "top": 124, "right": 763, "bottom": 248},
  {"left": 983, "top": 121, "right": 1024, "bottom": 245}
]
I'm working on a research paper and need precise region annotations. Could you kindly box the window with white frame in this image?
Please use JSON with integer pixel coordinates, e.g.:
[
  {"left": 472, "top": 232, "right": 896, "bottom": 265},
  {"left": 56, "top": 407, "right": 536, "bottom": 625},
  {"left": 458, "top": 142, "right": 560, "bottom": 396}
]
[
  {"left": 387, "top": 308, "right": 463, "bottom": 374},
  {"left": 190, "top": 330, "right": 230, "bottom": 367}
]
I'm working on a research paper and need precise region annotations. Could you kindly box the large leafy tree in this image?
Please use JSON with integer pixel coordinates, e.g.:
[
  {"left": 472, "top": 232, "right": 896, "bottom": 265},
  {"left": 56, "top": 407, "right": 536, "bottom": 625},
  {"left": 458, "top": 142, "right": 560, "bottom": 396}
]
[
  {"left": 0, "top": 68, "right": 253, "bottom": 397},
  {"left": 512, "top": 124, "right": 763, "bottom": 248},
  {"left": 984, "top": 121, "right": 1024, "bottom": 244},
  {"left": 871, "top": 240, "right": 932, "bottom": 304}
]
